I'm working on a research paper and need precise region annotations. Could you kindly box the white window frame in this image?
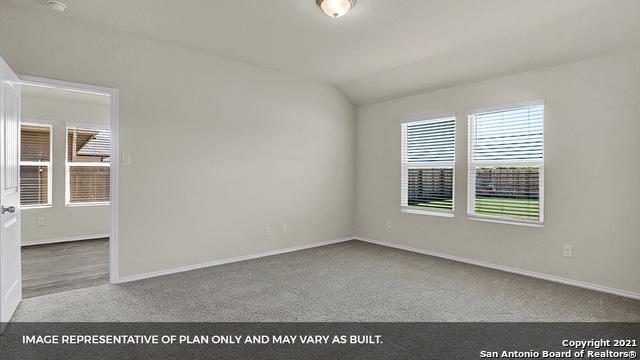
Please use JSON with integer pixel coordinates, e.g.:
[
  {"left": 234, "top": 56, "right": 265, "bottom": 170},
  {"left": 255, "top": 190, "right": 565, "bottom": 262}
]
[
  {"left": 65, "top": 122, "right": 111, "bottom": 207},
  {"left": 20, "top": 119, "right": 53, "bottom": 209},
  {"left": 467, "top": 100, "right": 545, "bottom": 227},
  {"left": 401, "top": 114, "right": 456, "bottom": 217}
]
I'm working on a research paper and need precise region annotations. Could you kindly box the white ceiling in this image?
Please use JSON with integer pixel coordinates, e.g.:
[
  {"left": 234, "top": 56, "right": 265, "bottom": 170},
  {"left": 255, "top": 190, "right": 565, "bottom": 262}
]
[{"left": 6, "top": 0, "right": 640, "bottom": 104}]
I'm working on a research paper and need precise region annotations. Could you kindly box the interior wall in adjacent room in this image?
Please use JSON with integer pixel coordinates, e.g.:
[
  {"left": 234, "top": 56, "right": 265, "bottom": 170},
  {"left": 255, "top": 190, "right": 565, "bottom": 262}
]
[{"left": 21, "top": 92, "right": 111, "bottom": 243}]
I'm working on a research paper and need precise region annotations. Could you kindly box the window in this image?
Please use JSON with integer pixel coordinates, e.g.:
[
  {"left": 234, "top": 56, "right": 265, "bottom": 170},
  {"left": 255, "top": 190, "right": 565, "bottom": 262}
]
[
  {"left": 20, "top": 121, "right": 53, "bottom": 208},
  {"left": 401, "top": 115, "right": 456, "bottom": 216},
  {"left": 468, "top": 101, "right": 544, "bottom": 225},
  {"left": 66, "top": 124, "right": 111, "bottom": 206}
]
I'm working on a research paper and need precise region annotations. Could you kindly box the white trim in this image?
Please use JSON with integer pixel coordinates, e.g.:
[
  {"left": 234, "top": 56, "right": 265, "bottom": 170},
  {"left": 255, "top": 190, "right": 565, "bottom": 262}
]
[
  {"left": 66, "top": 162, "right": 111, "bottom": 167},
  {"left": 401, "top": 208, "right": 454, "bottom": 218},
  {"left": 467, "top": 99, "right": 546, "bottom": 115},
  {"left": 66, "top": 121, "right": 110, "bottom": 131},
  {"left": 404, "top": 162, "right": 455, "bottom": 169},
  {"left": 21, "top": 204, "right": 52, "bottom": 210},
  {"left": 117, "top": 237, "right": 354, "bottom": 284},
  {"left": 16, "top": 76, "right": 113, "bottom": 98},
  {"left": 401, "top": 112, "right": 456, "bottom": 124},
  {"left": 22, "top": 234, "right": 109, "bottom": 247},
  {"left": 400, "top": 116, "right": 457, "bottom": 216},
  {"left": 355, "top": 237, "right": 640, "bottom": 301},
  {"left": 19, "top": 74, "right": 120, "bottom": 284},
  {"left": 19, "top": 161, "right": 53, "bottom": 166},
  {"left": 22, "top": 118, "right": 53, "bottom": 126},
  {"left": 65, "top": 201, "right": 110, "bottom": 208},
  {"left": 110, "top": 89, "right": 119, "bottom": 283},
  {"left": 469, "top": 214, "right": 543, "bottom": 227},
  {"left": 466, "top": 160, "right": 543, "bottom": 167},
  {"left": 466, "top": 101, "right": 545, "bottom": 226}
]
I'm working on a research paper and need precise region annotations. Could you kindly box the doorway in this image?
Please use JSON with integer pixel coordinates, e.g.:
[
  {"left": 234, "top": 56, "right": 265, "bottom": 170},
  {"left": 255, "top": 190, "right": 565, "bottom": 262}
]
[{"left": 17, "top": 76, "right": 119, "bottom": 297}]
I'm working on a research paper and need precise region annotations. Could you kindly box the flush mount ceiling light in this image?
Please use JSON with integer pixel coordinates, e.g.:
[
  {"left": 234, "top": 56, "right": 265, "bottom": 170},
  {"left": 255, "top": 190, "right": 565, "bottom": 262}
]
[
  {"left": 316, "top": 0, "right": 355, "bottom": 18},
  {"left": 46, "top": 0, "right": 67, "bottom": 12}
]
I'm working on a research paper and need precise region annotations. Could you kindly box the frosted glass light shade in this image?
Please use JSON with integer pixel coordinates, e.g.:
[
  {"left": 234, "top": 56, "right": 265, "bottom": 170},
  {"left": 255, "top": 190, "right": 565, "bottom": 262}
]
[{"left": 317, "top": 0, "right": 354, "bottom": 18}]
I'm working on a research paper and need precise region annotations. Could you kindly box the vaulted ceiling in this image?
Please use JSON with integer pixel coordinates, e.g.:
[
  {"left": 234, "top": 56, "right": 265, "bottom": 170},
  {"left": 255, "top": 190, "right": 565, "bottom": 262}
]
[{"left": 5, "top": 0, "right": 640, "bottom": 104}]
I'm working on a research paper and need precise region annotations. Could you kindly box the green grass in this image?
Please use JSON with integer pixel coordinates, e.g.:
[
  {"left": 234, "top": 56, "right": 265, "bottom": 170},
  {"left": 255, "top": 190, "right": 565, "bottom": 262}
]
[
  {"left": 408, "top": 197, "right": 540, "bottom": 220},
  {"left": 475, "top": 197, "right": 539, "bottom": 220},
  {"left": 409, "top": 199, "right": 453, "bottom": 211}
]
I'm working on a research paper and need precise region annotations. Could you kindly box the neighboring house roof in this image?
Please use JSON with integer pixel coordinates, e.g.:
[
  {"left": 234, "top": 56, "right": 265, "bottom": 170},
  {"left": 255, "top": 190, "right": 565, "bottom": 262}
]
[{"left": 76, "top": 130, "right": 110, "bottom": 160}]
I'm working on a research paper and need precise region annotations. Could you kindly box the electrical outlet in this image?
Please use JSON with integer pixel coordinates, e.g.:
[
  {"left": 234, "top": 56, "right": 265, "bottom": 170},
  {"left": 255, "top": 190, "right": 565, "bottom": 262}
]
[
  {"left": 265, "top": 225, "right": 271, "bottom": 237},
  {"left": 282, "top": 224, "right": 288, "bottom": 233},
  {"left": 36, "top": 217, "right": 45, "bottom": 226},
  {"left": 386, "top": 220, "right": 392, "bottom": 229},
  {"left": 563, "top": 245, "right": 573, "bottom": 258}
]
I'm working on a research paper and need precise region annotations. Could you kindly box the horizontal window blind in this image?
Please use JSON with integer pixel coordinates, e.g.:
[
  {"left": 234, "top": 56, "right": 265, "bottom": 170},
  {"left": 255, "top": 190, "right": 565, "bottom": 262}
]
[
  {"left": 20, "top": 166, "right": 49, "bottom": 206},
  {"left": 468, "top": 103, "right": 544, "bottom": 224},
  {"left": 22, "top": 124, "right": 51, "bottom": 162},
  {"left": 402, "top": 116, "right": 456, "bottom": 214},
  {"left": 473, "top": 105, "right": 543, "bottom": 161},
  {"left": 68, "top": 166, "right": 110, "bottom": 203},
  {"left": 66, "top": 126, "right": 111, "bottom": 205},
  {"left": 20, "top": 123, "right": 52, "bottom": 207},
  {"left": 405, "top": 119, "right": 455, "bottom": 163}
]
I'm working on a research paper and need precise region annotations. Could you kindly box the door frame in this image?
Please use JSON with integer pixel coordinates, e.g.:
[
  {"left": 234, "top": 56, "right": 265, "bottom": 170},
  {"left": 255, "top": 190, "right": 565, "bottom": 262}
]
[{"left": 17, "top": 75, "right": 120, "bottom": 283}]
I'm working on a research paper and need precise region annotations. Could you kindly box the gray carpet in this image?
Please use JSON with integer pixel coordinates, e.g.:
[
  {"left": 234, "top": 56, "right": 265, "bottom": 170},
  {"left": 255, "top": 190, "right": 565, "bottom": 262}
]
[{"left": 11, "top": 240, "right": 640, "bottom": 322}]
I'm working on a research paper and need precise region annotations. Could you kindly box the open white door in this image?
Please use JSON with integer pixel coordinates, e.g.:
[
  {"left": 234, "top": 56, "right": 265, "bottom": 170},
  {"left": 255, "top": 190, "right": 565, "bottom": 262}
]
[{"left": 0, "top": 56, "right": 21, "bottom": 330}]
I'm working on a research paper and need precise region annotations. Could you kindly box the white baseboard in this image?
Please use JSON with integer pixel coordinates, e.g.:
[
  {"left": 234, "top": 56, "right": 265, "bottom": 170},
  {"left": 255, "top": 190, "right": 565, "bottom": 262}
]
[
  {"left": 22, "top": 234, "right": 110, "bottom": 247},
  {"left": 355, "top": 236, "right": 640, "bottom": 301},
  {"left": 114, "top": 235, "right": 640, "bottom": 301},
  {"left": 116, "top": 237, "right": 353, "bottom": 284}
]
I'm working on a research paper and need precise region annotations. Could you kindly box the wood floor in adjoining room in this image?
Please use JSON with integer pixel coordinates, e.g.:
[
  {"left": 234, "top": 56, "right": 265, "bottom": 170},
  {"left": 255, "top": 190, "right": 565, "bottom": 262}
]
[{"left": 21, "top": 238, "right": 109, "bottom": 299}]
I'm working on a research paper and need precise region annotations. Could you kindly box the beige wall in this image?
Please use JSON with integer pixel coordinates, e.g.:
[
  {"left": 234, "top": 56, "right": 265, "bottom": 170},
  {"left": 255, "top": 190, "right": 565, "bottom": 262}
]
[
  {"left": 2, "top": 2, "right": 638, "bottom": 295},
  {"left": 21, "top": 94, "right": 111, "bottom": 243},
  {"left": 0, "top": 4, "right": 355, "bottom": 278},
  {"left": 355, "top": 50, "right": 640, "bottom": 294}
]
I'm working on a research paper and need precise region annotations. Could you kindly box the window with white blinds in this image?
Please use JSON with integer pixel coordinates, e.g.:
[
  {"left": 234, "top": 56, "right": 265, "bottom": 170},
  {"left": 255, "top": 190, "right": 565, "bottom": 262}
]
[
  {"left": 66, "top": 124, "right": 111, "bottom": 206},
  {"left": 20, "top": 122, "right": 53, "bottom": 207},
  {"left": 401, "top": 116, "right": 456, "bottom": 215},
  {"left": 468, "top": 101, "right": 544, "bottom": 225}
]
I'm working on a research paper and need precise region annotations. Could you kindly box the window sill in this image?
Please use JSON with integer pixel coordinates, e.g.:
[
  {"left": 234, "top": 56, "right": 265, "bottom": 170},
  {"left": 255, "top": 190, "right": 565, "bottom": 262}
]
[
  {"left": 401, "top": 208, "right": 454, "bottom": 218},
  {"left": 468, "top": 215, "right": 543, "bottom": 228},
  {"left": 66, "top": 202, "right": 110, "bottom": 208},
  {"left": 22, "top": 205, "right": 52, "bottom": 210}
]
